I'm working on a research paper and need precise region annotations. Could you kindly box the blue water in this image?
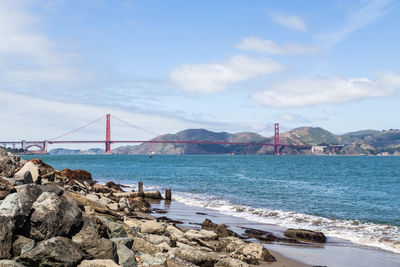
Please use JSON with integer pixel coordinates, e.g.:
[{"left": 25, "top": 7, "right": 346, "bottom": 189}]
[{"left": 22, "top": 154, "right": 400, "bottom": 253}]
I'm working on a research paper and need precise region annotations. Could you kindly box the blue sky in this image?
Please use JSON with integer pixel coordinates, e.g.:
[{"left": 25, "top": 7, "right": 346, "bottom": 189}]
[{"left": 1, "top": 0, "right": 400, "bottom": 144}]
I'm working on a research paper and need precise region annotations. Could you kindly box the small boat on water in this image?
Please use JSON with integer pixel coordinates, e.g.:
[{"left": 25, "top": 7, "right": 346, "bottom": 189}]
[{"left": 148, "top": 151, "right": 154, "bottom": 158}]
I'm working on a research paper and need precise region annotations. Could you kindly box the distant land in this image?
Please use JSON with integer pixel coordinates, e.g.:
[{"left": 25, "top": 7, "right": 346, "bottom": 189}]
[
  {"left": 49, "top": 148, "right": 104, "bottom": 155},
  {"left": 37, "top": 126, "right": 400, "bottom": 156},
  {"left": 111, "top": 127, "right": 400, "bottom": 156}
]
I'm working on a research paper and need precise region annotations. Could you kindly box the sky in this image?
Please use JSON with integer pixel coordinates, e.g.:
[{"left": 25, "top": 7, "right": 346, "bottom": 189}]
[{"left": 1, "top": 0, "right": 400, "bottom": 147}]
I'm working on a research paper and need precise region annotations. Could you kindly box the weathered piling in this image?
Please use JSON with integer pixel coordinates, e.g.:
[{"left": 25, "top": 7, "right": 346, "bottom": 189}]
[
  {"left": 138, "top": 181, "right": 143, "bottom": 193},
  {"left": 165, "top": 189, "right": 172, "bottom": 201}
]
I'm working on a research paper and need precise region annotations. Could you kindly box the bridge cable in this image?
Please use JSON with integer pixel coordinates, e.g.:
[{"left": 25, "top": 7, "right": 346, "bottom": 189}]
[
  {"left": 111, "top": 115, "right": 161, "bottom": 137},
  {"left": 48, "top": 115, "right": 105, "bottom": 141}
]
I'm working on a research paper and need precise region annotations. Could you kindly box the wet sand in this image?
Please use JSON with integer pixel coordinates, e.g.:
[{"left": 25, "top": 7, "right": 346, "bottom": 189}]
[{"left": 150, "top": 199, "right": 400, "bottom": 267}]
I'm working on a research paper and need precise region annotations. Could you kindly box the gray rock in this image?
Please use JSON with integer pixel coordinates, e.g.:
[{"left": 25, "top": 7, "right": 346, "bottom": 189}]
[
  {"left": 16, "top": 237, "right": 86, "bottom": 267},
  {"left": 20, "top": 239, "right": 36, "bottom": 255},
  {"left": 116, "top": 243, "right": 137, "bottom": 267},
  {"left": 234, "top": 243, "right": 276, "bottom": 263},
  {"left": 140, "top": 220, "right": 166, "bottom": 235},
  {"left": 175, "top": 248, "right": 213, "bottom": 266},
  {"left": 216, "top": 237, "right": 245, "bottom": 253},
  {"left": 284, "top": 228, "right": 327, "bottom": 243},
  {"left": 0, "top": 260, "right": 25, "bottom": 267},
  {"left": 30, "top": 192, "right": 83, "bottom": 240},
  {"left": 136, "top": 252, "right": 165, "bottom": 266},
  {"left": 216, "top": 257, "right": 249, "bottom": 267},
  {"left": 146, "top": 234, "right": 172, "bottom": 246},
  {"left": 78, "top": 259, "right": 120, "bottom": 267},
  {"left": 119, "top": 197, "right": 131, "bottom": 212},
  {"left": 0, "top": 216, "right": 14, "bottom": 259},
  {"left": 13, "top": 162, "right": 39, "bottom": 183},
  {"left": 132, "top": 237, "right": 162, "bottom": 256},
  {"left": 12, "top": 235, "right": 34, "bottom": 257},
  {"left": 111, "top": 237, "right": 134, "bottom": 249},
  {"left": 96, "top": 216, "right": 127, "bottom": 238},
  {"left": 164, "top": 258, "right": 197, "bottom": 267},
  {"left": 0, "top": 149, "right": 25, "bottom": 178},
  {"left": 0, "top": 177, "right": 16, "bottom": 200},
  {"left": 72, "top": 216, "right": 117, "bottom": 260}
]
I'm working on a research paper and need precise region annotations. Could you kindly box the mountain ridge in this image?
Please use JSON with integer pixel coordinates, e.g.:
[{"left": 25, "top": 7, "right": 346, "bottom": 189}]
[{"left": 111, "top": 127, "right": 400, "bottom": 155}]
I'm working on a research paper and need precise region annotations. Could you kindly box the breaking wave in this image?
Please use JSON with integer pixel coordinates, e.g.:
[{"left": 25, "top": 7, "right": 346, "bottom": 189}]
[{"left": 173, "top": 191, "right": 400, "bottom": 254}]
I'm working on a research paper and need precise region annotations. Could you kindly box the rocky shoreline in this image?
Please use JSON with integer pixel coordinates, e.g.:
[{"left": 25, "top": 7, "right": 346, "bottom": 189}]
[{"left": 0, "top": 148, "right": 326, "bottom": 267}]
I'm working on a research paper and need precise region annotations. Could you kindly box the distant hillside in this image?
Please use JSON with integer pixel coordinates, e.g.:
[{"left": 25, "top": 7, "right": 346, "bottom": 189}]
[
  {"left": 111, "top": 127, "right": 400, "bottom": 155},
  {"left": 339, "top": 129, "right": 400, "bottom": 155},
  {"left": 280, "top": 127, "right": 341, "bottom": 146},
  {"left": 49, "top": 148, "right": 104, "bottom": 155},
  {"left": 112, "top": 129, "right": 269, "bottom": 155}
]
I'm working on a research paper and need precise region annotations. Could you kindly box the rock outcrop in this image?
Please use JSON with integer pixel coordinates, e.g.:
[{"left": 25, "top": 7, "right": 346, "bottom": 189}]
[
  {"left": 0, "top": 149, "right": 302, "bottom": 266},
  {"left": 284, "top": 228, "right": 327, "bottom": 243}
]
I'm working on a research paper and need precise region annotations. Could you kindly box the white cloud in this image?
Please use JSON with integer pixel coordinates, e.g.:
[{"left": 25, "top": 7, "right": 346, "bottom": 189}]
[
  {"left": 277, "top": 113, "right": 310, "bottom": 124},
  {"left": 253, "top": 72, "right": 400, "bottom": 108},
  {"left": 0, "top": 0, "right": 88, "bottom": 91},
  {"left": 170, "top": 55, "right": 283, "bottom": 94},
  {"left": 236, "top": 37, "right": 321, "bottom": 55},
  {"left": 317, "top": 0, "right": 391, "bottom": 45},
  {"left": 270, "top": 12, "right": 307, "bottom": 32}
]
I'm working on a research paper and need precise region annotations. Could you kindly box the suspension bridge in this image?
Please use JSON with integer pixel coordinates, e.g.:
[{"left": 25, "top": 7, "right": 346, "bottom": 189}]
[{"left": 0, "top": 114, "right": 336, "bottom": 155}]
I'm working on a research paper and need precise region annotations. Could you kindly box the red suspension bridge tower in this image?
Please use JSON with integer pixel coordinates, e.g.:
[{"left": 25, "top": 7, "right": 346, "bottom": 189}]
[
  {"left": 274, "top": 123, "right": 280, "bottom": 155},
  {"left": 105, "top": 114, "right": 111, "bottom": 154}
]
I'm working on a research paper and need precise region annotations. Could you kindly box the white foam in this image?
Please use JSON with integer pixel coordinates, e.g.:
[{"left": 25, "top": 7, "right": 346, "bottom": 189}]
[{"left": 173, "top": 191, "right": 400, "bottom": 254}]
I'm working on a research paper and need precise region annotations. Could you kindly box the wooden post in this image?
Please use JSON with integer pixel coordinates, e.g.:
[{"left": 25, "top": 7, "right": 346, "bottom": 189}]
[
  {"left": 165, "top": 189, "right": 172, "bottom": 201},
  {"left": 138, "top": 181, "right": 143, "bottom": 193}
]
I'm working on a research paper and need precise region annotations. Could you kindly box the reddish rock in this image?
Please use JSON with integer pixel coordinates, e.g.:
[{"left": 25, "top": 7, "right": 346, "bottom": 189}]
[
  {"left": 61, "top": 168, "right": 94, "bottom": 186},
  {"left": 105, "top": 181, "right": 123, "bottom": 192},
  {"left": 93, "top": 184, "right": 110, "bottom": 193}
]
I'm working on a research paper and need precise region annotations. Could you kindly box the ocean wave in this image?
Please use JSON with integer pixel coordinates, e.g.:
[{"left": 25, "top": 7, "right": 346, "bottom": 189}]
[{"left": 173, "top": 191, "right": 400, "bottom": 254}]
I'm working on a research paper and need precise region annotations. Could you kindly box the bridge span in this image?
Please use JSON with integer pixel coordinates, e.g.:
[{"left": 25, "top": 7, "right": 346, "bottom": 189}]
[{"left": 1, "top": 114, "right": 342, "bottom": 155}]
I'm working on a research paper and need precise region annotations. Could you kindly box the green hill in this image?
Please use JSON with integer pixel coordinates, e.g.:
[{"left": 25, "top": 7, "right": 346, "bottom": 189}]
[{"left": 111, "top": 127, "right": 400, "bottom": 155}]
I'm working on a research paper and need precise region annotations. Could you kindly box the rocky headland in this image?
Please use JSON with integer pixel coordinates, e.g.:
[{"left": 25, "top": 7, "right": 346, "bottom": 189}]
[{"left": 0, "top": 148, "right": 325, "bottom": 267}]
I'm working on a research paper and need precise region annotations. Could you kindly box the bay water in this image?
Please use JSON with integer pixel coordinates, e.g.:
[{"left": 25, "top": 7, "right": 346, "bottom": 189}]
[{"left": 22, "top": 154, "right": 400, "bottom": 255}]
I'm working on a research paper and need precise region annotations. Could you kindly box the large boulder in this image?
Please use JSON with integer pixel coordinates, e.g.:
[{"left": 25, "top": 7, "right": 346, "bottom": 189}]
[
  {"left": 0, "top": 177, "right": 15, "bottom": 200},
  {"left": 0, "top": 216, "right": 14, "bottom": 259},
  {"left": 110, "top": 237, "right": 134, "bottom": 249},
  {"left": 201, "top": 219, "right": 217, "bottom": 230},
  {"left": 166, "top": 225, "right": 185, "bottom": 241},
  {"left": 234, "top": 243, "right": 276, "bottom": 263},
  {"left": 284, "top": 229, "right": 327, "bottom": 243},
  {"left": 132, "top": 237, "right": 163, "bottom": 256},
  {"left": 216, "top": 237, "right": 245, "bottom": 253},
  {"left": 201, "top": 219, "right": 237, "bottom": 238},
  {"left": 12, "top": 235, "right": 35, "bottom": 257},
  {"left": 175, "top": 248, "right": 213, "bottom": 267},
  {"left": 61, "top": 168, "right": 94, "bottom": 186},
  {"left": 30, "top": 192, "right": 83, "bottom": 240},
  {"left": 16, "top": 237, "right": 86, "bottom": 267},
  {"left": 13, "top": 162, "right": 40, "bottom": 183},
  {"left": 96, "top": 216, "right": 127, "bottom": 238},
  {"left": 67, "top": 192, "right": 111, "bottom": 215},
  {"left": 105, "top": 181, "right": 124, "bottom": 192},
  {"left": 140, "top": 220, "right": 166, "bottom": 235},
  {"left": 72, "top": 216, "right": 117, "bottom": 260},
  {"left": 0, "top": 193, "right": 31, "bottom": 231},
  {"left": 0, "top": 149, "right": 25, "bottom": 178},
  {"left": 128, "top": 197, "right": 150, "bottom": 212},
  {"left": 116, "top": 243, "right": 137, "bottom": 267},
  {"left": 7, "top": 171, "right": 33, "bottom": 186}
]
